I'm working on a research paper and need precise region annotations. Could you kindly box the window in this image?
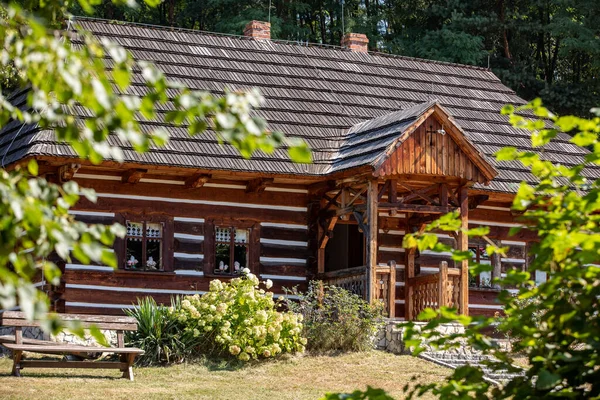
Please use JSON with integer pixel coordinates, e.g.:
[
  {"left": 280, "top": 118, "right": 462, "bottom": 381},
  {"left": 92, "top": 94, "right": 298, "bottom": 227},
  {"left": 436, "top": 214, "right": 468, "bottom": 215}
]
[
  {"left": 124, "top": 220, "right": 164, "bottom": 271},
  {"left": 214, "top": 226, "right": 249, "bottom": 275},
  {"left": 469, "top": 245, "right": 490, "bottom": 287}
]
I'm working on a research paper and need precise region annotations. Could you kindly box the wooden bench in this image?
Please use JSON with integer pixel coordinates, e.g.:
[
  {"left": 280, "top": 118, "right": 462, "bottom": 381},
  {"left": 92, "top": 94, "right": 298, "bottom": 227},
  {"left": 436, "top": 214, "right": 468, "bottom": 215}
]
[{"left": 0, "top": 311, "right": 144, "bottom": 381}]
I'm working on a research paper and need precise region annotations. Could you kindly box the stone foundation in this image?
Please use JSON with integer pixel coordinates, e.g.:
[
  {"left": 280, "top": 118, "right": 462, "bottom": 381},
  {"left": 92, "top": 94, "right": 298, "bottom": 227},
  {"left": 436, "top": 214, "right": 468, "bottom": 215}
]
[
  {"left": 375, "top": 320, "right": 466, "bottom": 354},
  {"left": 0, "top": 326, "right": 118, "bottom": 355}
]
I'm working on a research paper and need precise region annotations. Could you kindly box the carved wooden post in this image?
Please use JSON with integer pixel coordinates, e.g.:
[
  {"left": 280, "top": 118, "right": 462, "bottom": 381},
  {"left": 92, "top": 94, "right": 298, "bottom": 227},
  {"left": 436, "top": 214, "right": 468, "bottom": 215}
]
[
  {"left": 438, "top": 261, "right": 448, "bottom": 308},
  {"left": 406, "top": 246, "right": 416, "bottom": 320},
  {"left": 388, "top": 260, "right": 396, "bottom": 318},
  {"left": 317, "top": 222, "right": 325, "bottom": 274},
  {"left": 366, "top": 180, "right": 379, "bottom": 303},
  {"left": 490, "top": 239, "right": 502, "bottom": 289},
  {"left": 458, "top": 187, "right": 469, "bottom": 315}
]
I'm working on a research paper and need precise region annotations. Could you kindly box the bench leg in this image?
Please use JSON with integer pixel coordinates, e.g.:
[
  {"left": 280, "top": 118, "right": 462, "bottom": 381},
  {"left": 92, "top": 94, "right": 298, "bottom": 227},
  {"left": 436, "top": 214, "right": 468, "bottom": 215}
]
[
  {"left": 11, "top": 351, "right": 22, "bottom": 377},
  {"left": 121, "top": 353, "right": 136, "bottom": 381}
]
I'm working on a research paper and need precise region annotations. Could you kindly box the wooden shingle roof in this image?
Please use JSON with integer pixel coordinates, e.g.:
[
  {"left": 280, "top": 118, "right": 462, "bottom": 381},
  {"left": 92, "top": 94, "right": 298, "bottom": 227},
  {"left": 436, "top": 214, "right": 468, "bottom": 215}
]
[{"left": 2, "top": 17, "right": 598, "bottom": 193}]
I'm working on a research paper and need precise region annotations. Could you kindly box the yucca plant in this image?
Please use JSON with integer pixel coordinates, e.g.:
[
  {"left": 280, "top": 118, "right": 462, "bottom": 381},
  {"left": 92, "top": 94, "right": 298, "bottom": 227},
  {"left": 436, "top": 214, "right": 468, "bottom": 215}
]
[{"left": 125, "top": 296, "right": 200, "bottom": 366}]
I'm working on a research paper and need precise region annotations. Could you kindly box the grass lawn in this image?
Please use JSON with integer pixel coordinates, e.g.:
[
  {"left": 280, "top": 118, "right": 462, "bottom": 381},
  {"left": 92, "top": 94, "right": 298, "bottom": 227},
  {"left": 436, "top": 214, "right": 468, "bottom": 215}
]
[{"left": 0, "top": 351, "right": 449, "bottom": 400}]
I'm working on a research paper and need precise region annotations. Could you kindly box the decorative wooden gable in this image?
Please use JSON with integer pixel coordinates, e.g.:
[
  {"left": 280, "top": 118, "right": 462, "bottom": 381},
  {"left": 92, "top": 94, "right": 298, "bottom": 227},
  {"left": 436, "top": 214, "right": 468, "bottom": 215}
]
[{"left": 373, "top": 105, "right": 497, "bottom": 185}]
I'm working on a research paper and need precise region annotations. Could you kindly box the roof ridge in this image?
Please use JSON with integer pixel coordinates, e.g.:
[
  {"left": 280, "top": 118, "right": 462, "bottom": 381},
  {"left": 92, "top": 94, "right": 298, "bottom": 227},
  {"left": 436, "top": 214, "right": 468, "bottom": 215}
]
[{"left": 70, "top": 16, "right": 495, "bottom": 74}]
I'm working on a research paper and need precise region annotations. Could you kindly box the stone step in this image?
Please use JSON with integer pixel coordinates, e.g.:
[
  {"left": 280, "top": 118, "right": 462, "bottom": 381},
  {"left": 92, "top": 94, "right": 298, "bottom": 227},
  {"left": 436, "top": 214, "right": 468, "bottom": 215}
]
[{"left": 419, "top": 351, "right": 525, "bottom": 385}]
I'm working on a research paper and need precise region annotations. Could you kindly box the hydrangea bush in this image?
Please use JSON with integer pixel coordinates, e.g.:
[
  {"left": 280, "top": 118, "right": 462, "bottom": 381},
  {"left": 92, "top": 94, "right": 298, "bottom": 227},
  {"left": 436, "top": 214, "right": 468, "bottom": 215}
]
[{"left": 172, "top": 270, "right": 306, "bottom": 361}]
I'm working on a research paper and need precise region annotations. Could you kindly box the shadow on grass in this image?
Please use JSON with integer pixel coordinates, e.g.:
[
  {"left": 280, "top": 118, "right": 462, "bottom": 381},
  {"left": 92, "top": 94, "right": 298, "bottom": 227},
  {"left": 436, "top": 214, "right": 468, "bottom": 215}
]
[
  {"left": 0, "top": 371, "right": 121, "bottom": 380},
  {"left": 0, "top": 354, "right": 126, "bottom": 380}
]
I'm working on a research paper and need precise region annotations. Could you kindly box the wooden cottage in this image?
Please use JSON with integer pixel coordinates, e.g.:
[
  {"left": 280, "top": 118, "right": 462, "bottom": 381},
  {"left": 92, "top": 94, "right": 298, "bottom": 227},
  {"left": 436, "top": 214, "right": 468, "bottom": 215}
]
[{"left": 2, "top": 18, "right": 595, "bottom": 319}]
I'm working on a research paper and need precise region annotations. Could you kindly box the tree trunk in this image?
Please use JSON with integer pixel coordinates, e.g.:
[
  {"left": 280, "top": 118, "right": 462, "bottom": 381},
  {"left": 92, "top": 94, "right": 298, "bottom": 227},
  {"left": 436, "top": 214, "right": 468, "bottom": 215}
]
[{"left": 498, "top": 0, "right": 512, "bottom": 60}]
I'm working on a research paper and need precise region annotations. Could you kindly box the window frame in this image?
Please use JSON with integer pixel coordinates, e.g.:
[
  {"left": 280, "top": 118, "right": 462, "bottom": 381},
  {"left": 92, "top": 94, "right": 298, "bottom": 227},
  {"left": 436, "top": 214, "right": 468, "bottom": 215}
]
[
  {"left": 214, "top": 226, "right": 250, "bottom": 276},
  {"left": 203, "top": 219, "right": 259, "bottom": 277},
  {"left": 115, "top": 213, "right": 174, "bottom": 273}
]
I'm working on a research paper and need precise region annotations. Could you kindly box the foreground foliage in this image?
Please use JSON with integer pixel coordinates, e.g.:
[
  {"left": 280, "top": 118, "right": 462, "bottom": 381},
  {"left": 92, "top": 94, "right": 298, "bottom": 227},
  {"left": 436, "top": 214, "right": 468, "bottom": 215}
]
[
  {"left": 283, "top": 282, "right": 383, "bottom": 353},
  {"left": 125, "top": 297, "right": 200, "bottom": 365},
  {"left": 129, "top": 271, "right": 306, "bottom": 363}
]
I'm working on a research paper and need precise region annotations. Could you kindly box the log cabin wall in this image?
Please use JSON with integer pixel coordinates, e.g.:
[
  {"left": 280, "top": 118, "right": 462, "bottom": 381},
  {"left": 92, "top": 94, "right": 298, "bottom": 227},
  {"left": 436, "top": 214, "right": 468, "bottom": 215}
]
[
  {"left": 57, "top": 173, "right": 312, "bottom": 315},
  {"left": 44, "top": 171, "right": 533, "bottom": 318}
]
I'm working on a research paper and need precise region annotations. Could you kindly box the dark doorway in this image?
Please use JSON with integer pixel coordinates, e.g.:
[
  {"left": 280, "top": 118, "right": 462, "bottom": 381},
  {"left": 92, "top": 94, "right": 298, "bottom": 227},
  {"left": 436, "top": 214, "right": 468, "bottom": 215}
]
[{"left": 324, "top": 224, "right": 364, "bottom": 272}]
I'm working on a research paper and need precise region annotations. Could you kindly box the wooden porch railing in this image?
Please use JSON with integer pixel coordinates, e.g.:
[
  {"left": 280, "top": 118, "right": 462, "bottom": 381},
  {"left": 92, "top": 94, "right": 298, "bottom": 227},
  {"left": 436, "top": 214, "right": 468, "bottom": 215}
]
[
  {"left": 407, "top": 261, "right": 461, "bottom": 320},
  {"left": 374, "top": 263, "right": 396, "bottom": 318},
  {"left": 318, "top": 262, "right": 397, "bottom": 318},
  {"left": 319, "top": 266, "right": 367, "bottom": 298}
]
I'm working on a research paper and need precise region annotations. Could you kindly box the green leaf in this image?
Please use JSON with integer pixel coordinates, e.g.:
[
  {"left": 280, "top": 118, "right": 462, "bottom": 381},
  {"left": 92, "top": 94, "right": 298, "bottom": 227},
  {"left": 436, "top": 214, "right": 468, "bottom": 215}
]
[
  {"left": 467, "top": 226, "right": 489, "bottom": 237},
  {"left": 288, "top": 142, "right": 312, "bottom": 164},
  {"left": 89, "top": 326, "right": 110, "bottom": 347},
  {"left": 536, "top": 369, "right": 561, "bottom": 390},
  {"left": 495, "top": 147, "right": 518, "bottom": 161},
  {"left": 571, "top": 131, "right": 597, "bottom": 147},
  {"left": 112, "top": 67, "right": 131, "bottom": 90},
  {"left": 417, "top": 308, "right": 438, "bottom": 320},
  {"left": 27, "top": 159, "right": 38, "bottom": 176}
]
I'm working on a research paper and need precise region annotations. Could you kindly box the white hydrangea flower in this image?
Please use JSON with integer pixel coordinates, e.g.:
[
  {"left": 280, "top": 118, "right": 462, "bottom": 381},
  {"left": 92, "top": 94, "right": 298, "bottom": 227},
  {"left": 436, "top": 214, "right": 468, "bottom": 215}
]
[{"left": 265, "top": 279, "right": 273, "bottom": 289}]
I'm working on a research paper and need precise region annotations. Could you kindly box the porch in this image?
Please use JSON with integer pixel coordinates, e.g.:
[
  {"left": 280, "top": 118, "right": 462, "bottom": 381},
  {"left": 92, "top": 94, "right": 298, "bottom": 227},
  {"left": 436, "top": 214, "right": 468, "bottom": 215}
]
[
  {"left": 311, "top": 102, "right": 497, "bottom": 320},
  {"left": 314, "top": 179, "right": 476, "bottom": 320},
  {"left": 318, "top": 260, "right": 461, "bottom": 320}
]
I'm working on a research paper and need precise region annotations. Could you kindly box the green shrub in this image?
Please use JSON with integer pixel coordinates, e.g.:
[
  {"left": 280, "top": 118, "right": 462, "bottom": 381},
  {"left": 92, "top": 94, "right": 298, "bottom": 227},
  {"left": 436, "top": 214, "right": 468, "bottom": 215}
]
[
  {"left": 173, "top": 271, "right": 306, "bottom": 361},
  {"left": 125, "top": 296, "right": 200, "bottom": 366},
  {"left": 283, "top": 281, "right": 384, "bottom": 353}
]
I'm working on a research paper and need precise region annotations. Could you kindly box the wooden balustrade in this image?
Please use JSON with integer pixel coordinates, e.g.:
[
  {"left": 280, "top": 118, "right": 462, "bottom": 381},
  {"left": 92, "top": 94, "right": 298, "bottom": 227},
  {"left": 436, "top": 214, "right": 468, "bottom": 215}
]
[
  {"left": 318, "top": 261, "right": 397, "bottom": 318},
  {"left": 319, "top": 266, "right": 367, "bottom": 298},
  {"left": 407, "top": 261, "right": 461, "bottom": 320},
  {"left": 374, "top": 261, "right": 396, "bottom": 318}
]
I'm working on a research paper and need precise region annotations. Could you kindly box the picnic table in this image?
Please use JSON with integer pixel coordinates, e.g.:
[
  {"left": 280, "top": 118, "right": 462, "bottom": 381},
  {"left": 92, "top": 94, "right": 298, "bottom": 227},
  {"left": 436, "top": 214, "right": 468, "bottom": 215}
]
[{"left": 0, "top": 311, "right": 144, "bottom": 381}]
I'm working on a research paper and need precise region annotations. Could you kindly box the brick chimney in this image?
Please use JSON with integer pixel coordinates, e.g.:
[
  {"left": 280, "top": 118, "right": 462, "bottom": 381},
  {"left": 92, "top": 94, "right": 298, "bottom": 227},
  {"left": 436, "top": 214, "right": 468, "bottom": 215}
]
[
  {"left": 341, "top": 33, "right": 369, "bottom": 53},
  {"left": 243, "top": 20, "right": 271, "bottom": 40}
]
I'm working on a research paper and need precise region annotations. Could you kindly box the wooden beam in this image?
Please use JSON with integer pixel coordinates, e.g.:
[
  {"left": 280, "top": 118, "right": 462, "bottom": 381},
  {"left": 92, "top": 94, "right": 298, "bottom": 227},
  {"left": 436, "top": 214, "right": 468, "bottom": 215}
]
[
  {"left": 366, "top": 180, "right": 379, "bottom": 303},
  {"left": 439, "top": 184, "right": 448, "bottom": 206},
  {"left": 378, "top": 180, "right": 390, "bottom": 202},
  {"left": 388, "top": 179, "right": 398, "bottom": 203},
  {"left": 121, "top": 169, "right": 147, "bottom": 184},
  {"left": 400, "top": 183, "right": 440, "bottom": 204},
  {"left": 321, "top": 190, "right": 342, "bottom": 213},
  {"left": 458, "top": 186, "right": 469, "bottom": 316},
  {"left": 388, "top": 261, "right": 396, "bottom": 318},
  {"left": 318, "top": 216, "right": 339, "bottom": 249},
  {"left": 346, "top": 186, "right": 367, "bottom": 207},
  {"left": 438, "top": 261, "right": 449, "bottom": 308},
  {"left": 406, "top": 246, "right": 416, "bottom": 321},
  {"left": 468, "top": 194, "right": 489, "bottom": 210},
  {"left": 245, "top": 178, "right": 274, "bottom": 193},
  {"left": 58, "top": 163, "right": 80, "bottom": 183},
  {"left": 353, "top": 211, "right": 369, "bottom": 237},
  {"left": 308, "top": 180, "right": 336, "bottom": 197},
  {"left": 377, "top": 203, "right": 457, "bottom": 214},
  {"left": 185, "top": 173, "right": 211, "bottom": 188}
]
